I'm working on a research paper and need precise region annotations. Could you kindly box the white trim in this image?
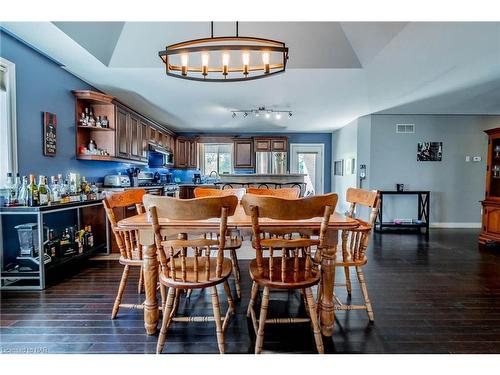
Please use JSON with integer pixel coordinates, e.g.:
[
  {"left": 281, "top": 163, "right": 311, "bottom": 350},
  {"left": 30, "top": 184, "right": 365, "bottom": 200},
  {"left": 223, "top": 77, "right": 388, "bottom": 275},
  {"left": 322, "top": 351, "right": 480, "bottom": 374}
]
[
  {"left": 290, "top": 143, "right": 325, "bottom": 195},
  {"left": 430, "top": 222, "right": 481, "bottom": 229},
  {"left": 0, "top": 57, "right": 18, "bottom": 175}
]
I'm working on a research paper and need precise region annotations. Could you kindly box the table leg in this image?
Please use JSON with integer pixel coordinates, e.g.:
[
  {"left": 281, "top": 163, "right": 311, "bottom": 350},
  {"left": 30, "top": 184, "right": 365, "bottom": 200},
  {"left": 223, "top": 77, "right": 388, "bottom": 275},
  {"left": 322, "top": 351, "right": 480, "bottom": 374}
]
[
  {"left": 319, "top": 243, "right": 337, "bottom": 337},
  {"left": 143, "top": 244, "right": 159, "bottom": 335}
]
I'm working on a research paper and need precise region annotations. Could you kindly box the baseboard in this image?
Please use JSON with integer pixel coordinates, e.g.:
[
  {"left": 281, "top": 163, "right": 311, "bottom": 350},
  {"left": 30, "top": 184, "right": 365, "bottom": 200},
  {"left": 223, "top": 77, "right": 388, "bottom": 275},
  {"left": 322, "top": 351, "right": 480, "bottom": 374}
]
[{"left": 430, "top": 222, "right": 481, "bottom": 229}]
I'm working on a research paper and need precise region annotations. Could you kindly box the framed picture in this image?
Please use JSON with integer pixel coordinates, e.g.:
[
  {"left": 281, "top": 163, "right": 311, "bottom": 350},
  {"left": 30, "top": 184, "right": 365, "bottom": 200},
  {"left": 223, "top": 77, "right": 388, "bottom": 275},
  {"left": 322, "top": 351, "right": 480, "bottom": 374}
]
[
  {"left": 417, "top": 141, "right": 442, "bottom": 161},
  {"left": 345, "top": 158, "right": 355, "bottom": 175},
  {"left": 334, "top": 159, "right": 344, "bottom": 176},
  {"left": 43, "top": 112, "right": 57, "bottom": 156}
]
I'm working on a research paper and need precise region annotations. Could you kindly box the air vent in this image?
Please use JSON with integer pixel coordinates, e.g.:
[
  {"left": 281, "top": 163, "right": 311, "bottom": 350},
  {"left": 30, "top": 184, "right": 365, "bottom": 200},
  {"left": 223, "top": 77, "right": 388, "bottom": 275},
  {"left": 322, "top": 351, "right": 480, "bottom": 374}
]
[{"left": 396, "top": 124, "right": 415, "bottom": 133}]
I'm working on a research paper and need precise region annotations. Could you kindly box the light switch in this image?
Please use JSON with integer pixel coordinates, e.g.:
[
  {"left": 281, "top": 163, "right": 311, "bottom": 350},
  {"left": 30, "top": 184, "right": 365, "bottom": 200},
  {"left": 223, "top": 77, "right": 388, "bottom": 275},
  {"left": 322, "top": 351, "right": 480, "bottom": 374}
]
[
  {"left": 465, "top": 156, "right": 471, "bottom": 162},
  {"left": 473, "top": 156, "right": 482, "bottom": 162}
]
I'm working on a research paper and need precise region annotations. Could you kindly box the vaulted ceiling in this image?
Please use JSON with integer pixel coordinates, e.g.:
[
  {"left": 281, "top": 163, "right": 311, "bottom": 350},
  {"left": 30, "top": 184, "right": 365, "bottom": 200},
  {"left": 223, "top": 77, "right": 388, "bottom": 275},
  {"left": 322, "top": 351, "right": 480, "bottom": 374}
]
[{"left": 2, "top": 22, "right": 500, "bottom": 132}]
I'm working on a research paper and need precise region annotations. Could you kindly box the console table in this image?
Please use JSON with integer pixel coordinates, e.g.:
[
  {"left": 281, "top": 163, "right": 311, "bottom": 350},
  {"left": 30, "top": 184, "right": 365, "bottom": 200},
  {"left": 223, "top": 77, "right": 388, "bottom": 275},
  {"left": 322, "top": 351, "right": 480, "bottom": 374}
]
[{"left": 375, "top": 191, "right": 430, "bottom": 233}]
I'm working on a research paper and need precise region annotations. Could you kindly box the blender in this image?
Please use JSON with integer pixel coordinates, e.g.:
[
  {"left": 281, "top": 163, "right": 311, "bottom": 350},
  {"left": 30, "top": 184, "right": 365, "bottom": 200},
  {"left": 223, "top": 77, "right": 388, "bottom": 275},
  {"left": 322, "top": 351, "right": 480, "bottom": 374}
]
[{"left": 15, "top": 223, "right": 51, "bottom": 270}]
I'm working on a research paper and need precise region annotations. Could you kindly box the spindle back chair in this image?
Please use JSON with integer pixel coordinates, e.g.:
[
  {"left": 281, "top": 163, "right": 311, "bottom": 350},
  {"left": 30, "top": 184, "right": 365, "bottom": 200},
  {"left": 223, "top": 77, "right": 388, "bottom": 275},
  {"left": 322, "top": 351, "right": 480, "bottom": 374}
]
[
  {"left": 103, "top": 189, "right": 147, "bottom": 319},
  {"left": 320, "top": 187, "right": 379, "bottom": 322},
  {"left": 143, "top": 195, "right": 238, "bottom": 354},
  {"left": 241, "top": 193, "right": 338, "bottom": 354},
  {"left": 193, "top": 187, "right": 246, "bottom": 298}
]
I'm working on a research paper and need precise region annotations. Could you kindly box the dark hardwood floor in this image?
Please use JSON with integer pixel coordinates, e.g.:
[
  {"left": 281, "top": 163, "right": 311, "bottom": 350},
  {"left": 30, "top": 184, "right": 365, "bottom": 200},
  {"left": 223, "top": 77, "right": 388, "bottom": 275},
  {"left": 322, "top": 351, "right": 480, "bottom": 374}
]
[{"left": 1, "top": 229, "right": 500, "bottom": 354}]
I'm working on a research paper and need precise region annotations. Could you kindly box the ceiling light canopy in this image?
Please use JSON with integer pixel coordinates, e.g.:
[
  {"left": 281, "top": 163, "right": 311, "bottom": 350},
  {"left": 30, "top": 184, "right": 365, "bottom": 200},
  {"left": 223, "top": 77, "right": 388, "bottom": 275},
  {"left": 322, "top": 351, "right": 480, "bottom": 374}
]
[{"left": 159, "top": 22, "right": 289, "bottom": 82}]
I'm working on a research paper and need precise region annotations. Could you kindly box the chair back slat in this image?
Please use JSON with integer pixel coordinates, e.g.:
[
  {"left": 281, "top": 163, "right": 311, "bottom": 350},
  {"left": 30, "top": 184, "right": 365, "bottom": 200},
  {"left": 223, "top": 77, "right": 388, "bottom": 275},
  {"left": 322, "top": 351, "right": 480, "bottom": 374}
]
[
  {"left": 194, "top": 187, "right": 246, "bottom": 201},
  {"left": 244, "top": 194, "right": 337, "bottom": 285},
  {"left": 247, "top": 187, "right": 300, "bottom": 199},
  {"left": 145, "top": 196, "right": 238, "bottom": 284},
  {"left": 103, "top": 189, "right": 147, "bottom": 260}
]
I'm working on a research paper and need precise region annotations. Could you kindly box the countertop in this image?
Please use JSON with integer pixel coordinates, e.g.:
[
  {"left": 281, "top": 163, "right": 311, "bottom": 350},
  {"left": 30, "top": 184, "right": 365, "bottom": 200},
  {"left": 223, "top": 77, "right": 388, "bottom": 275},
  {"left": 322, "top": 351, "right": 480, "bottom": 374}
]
[{"left": 220, "top": 173, "right": 306, "bottom": 177}]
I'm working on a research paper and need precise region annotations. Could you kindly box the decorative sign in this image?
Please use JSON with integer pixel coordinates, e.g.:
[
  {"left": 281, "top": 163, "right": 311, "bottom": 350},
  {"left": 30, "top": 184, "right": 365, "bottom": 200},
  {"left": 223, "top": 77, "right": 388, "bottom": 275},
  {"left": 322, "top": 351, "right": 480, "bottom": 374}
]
[
  {"left": 334, "top": 159, "right": 344, "bottom": 176},
  {"left": 417, "top": 142, "right": 442, "bottom": 161},
  {"left": 43, "top": 112, "right": 57, "bottom": 156}
]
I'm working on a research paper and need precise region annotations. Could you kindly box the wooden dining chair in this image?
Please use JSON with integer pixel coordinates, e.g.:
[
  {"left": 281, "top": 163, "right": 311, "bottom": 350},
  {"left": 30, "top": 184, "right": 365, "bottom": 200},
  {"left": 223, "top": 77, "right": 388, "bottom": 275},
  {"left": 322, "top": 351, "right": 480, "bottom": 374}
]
[
  {"left": 193, "top": 187, "right": 245, "bottom": 299},
  {"left": 241, "top": 193, "right": 338, "bottom": 354},
  {"left": 103, "top": 189, "right": 147, "bottom": 319},
  {"left": 144, "top": 195, "right": 239, "bottom": 354},
  {"left": 246, "top": 187, "right": 300, "bottom": 199},
  {"left": 318, "top": 188, "right": 380, "bottom": 323}
]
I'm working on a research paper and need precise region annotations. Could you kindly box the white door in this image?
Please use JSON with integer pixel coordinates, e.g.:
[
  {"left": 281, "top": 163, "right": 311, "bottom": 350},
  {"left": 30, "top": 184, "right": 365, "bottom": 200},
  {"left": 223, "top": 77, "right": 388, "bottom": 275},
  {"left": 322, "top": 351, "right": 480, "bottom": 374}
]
[{"left": 290, "top": 144, "right": 324, "bottom": 195}]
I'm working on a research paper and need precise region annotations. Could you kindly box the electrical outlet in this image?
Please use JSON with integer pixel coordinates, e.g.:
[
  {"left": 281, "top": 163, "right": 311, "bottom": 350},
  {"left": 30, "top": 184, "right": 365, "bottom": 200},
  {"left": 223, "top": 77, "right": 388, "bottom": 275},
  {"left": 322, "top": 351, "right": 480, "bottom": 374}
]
[
  {"left": 473, "top": 156, "right": 482, "bottom": 162},
  {"left": 465, "top": 156, "right": 471, "bottom": 162}
]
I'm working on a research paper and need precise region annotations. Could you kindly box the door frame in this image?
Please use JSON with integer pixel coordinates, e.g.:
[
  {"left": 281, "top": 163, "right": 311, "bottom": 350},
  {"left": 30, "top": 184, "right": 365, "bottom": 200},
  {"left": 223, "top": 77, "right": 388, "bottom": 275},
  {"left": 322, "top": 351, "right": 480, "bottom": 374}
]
[{"left": 290, "top": 143, "right": 325, "bottom": 195}]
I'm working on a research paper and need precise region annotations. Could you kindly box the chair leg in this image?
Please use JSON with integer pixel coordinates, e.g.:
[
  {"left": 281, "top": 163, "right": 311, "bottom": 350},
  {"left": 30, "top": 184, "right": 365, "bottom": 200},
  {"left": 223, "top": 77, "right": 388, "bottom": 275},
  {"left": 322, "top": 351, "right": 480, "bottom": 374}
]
[
  {"left": 170, "top": 289, "right": 181, "bottom": 318},
  {"left": 247, "top": 281, "right": 259, "bottom": 317},
  {"left": 160, "top": 283, "right": 167, "bottom": 311},
  {"left": 210, "top": 286, "right": 225, "bottom": 354},
  {"left": 229, "top": 249, "right": 241, "bottom": 299},
  {"left": 305, "top": 288, "right": 324, "bottom": 354},
  {"left": 111, "top": 265, "right": 130, "bottom": 319},
  {"left": 344, "top": 266, "right": 352, "bottom": 296},
  {"left": 356, "top": 266, "right": 374, "bottom": 322},
  {"left": 255, "top": 286, "right": 270, "bottom": 354},
  {"left": 138, "top": 265, "right": 144, "bottom": 294},
  {"left": 156, "top": 287, "right": 176, "bottom": 354},
  {"left": 222, "top": 281, "right": 235, "bottom": 332}
]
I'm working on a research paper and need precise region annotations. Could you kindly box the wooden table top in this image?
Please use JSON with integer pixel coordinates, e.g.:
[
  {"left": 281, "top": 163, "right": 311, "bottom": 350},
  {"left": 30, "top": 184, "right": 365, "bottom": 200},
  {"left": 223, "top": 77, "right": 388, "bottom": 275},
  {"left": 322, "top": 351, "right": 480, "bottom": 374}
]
[{"left": 117, "top": 204, "right": 359, "bottom": 229}]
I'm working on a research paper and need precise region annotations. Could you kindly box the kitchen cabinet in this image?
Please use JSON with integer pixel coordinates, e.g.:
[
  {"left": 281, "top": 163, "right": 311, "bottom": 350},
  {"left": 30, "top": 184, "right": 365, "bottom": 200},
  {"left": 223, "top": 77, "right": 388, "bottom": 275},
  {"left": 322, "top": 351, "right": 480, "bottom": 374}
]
[
  {"left": 178, "top": 185, "right": 196, "bottom": 199},
  {"left": 175, "top": 137, "right": 197, "bottom": 169},
  {"left": 116, "top": 106, "right": 130, "bottom": 158},
  {"left": 73, "top": 90, "right": 176, "bottom": 165},
  {"left": 129, "top": 115, "right": 141, "bottom": 160},
  {"left": 233, "top": 138, "right": 254, "bottom": 169},
  {"left": 253, "top": 137, "right": 288, "bottom": 152}
]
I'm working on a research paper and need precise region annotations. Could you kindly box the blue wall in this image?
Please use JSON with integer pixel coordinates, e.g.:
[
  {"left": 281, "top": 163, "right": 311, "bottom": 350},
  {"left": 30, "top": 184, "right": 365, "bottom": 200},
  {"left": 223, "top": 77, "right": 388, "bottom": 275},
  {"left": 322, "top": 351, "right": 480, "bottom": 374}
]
[
  {"left": 179, "top": 132, "right": 332, "bottom": 192},
  {"left": 0, "top": 30, "right": 136, "bottom": 182}
]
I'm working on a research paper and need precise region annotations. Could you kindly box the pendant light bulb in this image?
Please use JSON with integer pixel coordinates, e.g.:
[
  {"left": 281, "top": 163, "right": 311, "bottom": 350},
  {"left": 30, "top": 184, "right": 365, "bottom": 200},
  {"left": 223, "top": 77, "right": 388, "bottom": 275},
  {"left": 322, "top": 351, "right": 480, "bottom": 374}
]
[
  {"left": 222, "top": 53, "right": 230, "bottom": 76},
  {"left": 181, "top": 54, "right": 189, "bottom": 76},
  {"left": 201, "top": 53, "right": 209, "bottom": 77},
  {"left": 275, "top": 113, "right": 282, "bottom": 120},
  {"left": 262, "top": 51, "right": 270, "bottom": 73},
  {"left": 242, "top": 52, "right": 250, "bottom": 76},
  {"left": 265, "top": 112, "right": 271, "bottom": 119}
]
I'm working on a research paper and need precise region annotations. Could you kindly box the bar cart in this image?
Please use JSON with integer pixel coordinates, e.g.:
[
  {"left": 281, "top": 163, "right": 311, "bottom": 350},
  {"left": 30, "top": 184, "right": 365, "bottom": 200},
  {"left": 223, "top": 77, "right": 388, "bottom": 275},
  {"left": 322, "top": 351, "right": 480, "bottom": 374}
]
[{"left": 0, "top": 200, "right": 108, "bottom": 290}]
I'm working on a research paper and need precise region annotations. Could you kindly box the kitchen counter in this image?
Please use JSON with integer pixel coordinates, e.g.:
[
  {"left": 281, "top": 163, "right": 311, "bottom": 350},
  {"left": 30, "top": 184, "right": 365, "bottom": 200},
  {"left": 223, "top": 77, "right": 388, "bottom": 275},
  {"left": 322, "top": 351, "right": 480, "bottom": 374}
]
[
  {"left": 218, "top": 173, "right": 306, "bottom": 185},
  {"left": 220, "top": 173, "right": 306, "bottom": 177}
]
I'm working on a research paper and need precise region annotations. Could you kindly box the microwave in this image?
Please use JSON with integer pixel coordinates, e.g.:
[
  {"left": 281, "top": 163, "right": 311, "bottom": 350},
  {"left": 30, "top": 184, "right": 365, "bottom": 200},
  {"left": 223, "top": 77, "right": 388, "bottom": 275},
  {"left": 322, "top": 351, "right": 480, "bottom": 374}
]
[{"left": 148, "top": 144, "right": 174, "bottom": 167}]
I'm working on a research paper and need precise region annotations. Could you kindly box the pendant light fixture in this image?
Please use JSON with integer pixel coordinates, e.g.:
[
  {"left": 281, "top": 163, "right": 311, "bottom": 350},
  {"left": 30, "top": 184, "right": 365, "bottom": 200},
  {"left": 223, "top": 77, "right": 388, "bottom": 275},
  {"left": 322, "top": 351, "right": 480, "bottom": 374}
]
[{"left": 159, "top": 22, "right": 289, "bottom": 82}]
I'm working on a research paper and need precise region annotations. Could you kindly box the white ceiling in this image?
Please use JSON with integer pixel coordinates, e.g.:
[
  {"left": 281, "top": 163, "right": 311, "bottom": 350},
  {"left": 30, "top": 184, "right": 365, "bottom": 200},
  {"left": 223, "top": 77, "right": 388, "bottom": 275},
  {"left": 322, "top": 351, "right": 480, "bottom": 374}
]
[{"left": 2, "top": 21, "right": 500, "bottom": 132}]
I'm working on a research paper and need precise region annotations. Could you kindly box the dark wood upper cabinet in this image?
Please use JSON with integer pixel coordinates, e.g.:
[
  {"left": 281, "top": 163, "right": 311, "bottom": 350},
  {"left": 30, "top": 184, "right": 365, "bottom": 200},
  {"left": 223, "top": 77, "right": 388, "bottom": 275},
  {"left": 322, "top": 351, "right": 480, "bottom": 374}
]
[
  {"left": 116, "top": 106, "right": 130, "bottom": 159},
  {"left": 233, "top": 138, "right": 254, "bottom": 169},
  {"left": 140, "top": 121, "right": 149, "bottom": 161},
  {"left": 188, "top": 139, "right": 198, "bottom": 168},
  {"left": 271, "top": 138, "right": 287, "bottom": 152},
  {"left": 254, "top": 137, "right": 288, "bottom": 152},
  {"left": 129, "top": 115, "right": 141, "bottom": 160},
  {"left": 175, "top": 137, "right": 197, "bottom": 169}
]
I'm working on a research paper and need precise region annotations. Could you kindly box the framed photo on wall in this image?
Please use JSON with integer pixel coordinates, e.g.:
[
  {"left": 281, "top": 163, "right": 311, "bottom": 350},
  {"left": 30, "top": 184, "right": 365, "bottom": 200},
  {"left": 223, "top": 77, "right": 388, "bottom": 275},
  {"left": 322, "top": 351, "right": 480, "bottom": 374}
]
[
  {"left": 43, "top": 111, "right": 57, "bottom": 157},
  {"left": 334, "top": 159, "right": 344, "bottom": 176},
  {"left": 417, "top": 141, "right": 442, "bottom": 161}
]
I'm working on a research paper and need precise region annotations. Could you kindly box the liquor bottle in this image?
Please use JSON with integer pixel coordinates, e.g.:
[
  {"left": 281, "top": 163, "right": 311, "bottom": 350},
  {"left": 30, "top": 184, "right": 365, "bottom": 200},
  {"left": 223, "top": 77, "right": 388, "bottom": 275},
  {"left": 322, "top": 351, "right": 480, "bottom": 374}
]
[
  {"left": 89, "top": 181, "right": 99, "bottom": 200},
  {"left": 38, "top": 176, "right": 49, "bottom": 206},
  {"left": 17, "top": 176, "right": 28, "bottom": 206},
  {"left": 89, "top": 108, "right": 96, "bottom": 127},
  {"left": 76, "top": 229, "right": 84, "bottom": 254},
  {"left": 49, "top": 176, "right": 60, "bottom": 203},
  {"left": 13, "top": 173, "right": 21, "bottom": 204},
  {"left": 86, "top": 225, "right": 94, "bottom": 249},
  {"left": 4, "top": 172, "right": 16, "bottom": 206},
  {"left": 45, "top": 229, "right": 60, "bottom": 258},
  {"left": 28, "top": 174, "right": 40, "bottom": 207}
]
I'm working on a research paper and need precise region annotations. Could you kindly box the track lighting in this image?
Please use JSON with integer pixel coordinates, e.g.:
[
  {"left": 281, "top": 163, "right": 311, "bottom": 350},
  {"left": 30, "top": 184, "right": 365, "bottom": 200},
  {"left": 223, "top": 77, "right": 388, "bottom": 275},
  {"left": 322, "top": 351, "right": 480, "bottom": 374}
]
[{"left": 230, "top": 107, "right": 292, "bottom": 119}]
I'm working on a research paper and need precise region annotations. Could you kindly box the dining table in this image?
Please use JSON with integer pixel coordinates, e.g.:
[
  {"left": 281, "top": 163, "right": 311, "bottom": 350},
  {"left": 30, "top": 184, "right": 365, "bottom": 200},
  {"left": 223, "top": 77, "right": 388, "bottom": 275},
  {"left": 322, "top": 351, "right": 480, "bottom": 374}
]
[{"left": 117, "top": 202, "right": 359, "bottom": 337}]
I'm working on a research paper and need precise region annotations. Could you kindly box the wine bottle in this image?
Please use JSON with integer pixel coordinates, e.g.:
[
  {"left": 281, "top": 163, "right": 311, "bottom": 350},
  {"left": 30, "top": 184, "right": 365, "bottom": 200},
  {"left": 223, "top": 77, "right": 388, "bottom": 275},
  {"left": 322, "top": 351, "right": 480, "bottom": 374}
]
[
  {"left": 28, "top": 174, "right": 39, "bottom": 207},
  {"left": 38, "top": 175, "right": 49, "bottom": 206},
  {"left": 18, "top": 176, "right": 28, "bottom": 206}
]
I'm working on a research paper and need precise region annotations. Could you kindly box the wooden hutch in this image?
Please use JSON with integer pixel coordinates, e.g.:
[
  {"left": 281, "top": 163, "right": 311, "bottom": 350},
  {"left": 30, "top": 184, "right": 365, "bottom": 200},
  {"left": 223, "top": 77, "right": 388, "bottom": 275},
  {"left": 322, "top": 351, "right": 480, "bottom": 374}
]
[{"left": 480, "top": 127, "right": 500, "bottom": 246}]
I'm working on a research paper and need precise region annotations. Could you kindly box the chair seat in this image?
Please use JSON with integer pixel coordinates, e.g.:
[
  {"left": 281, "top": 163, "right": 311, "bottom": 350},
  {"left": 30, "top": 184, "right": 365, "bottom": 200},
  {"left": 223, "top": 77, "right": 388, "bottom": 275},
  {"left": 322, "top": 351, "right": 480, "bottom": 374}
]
[
  {"left": 160, "top": 257, "right": 232, "bottom": 289},
  {"left": 119, "top": 255, "right": 143, "bottom": 266},
  {"left": 249, "top": 258, "right": 320, "bottom": 289}
]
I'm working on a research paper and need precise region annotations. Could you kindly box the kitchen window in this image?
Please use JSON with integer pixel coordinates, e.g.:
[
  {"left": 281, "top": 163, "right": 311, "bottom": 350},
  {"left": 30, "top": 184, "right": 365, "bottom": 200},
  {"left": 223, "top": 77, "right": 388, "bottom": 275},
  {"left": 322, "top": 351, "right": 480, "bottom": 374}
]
[
  {"left": 199, "top": 143, "right": 233, "bottom": 176},
  {"left": 0, "top": 58, "right": 18, "bottom": 187}
]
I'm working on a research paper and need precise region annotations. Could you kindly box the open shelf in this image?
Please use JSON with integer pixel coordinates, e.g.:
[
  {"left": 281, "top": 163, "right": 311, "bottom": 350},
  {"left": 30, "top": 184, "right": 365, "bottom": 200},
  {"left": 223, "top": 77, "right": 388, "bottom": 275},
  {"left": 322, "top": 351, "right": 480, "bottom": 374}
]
[{"left": 77, "top": 126, "right": 114, "bottom": 131}]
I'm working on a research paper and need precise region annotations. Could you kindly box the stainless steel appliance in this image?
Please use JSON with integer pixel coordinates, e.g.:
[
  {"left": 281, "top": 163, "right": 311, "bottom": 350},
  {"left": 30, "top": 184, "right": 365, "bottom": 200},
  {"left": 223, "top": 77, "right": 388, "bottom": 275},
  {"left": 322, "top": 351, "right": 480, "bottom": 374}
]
[
  {"left": 15, "top": 223, "right": 51, "bottom": 270},
  {"left": 148, "top": 144, "right": 174, "bottom": 168},
  {"left": 138, "top": 172, "right": 178, "bottom": 197},
  {"left": 192, "top": 173, "right": 202, "bottom": 184},
  {"left": 255, "top": 151, "right": 287, "bottom": 174},
  {"left": 104, "top": 174, "right": 131, "bottom": 187}
]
